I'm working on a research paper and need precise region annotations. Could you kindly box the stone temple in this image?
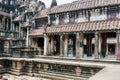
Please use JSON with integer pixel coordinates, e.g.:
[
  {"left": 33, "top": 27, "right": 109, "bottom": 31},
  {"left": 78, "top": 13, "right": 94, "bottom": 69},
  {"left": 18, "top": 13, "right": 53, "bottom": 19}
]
[{"left": 0, "top": 0, "right": 120, "bottom": 80}]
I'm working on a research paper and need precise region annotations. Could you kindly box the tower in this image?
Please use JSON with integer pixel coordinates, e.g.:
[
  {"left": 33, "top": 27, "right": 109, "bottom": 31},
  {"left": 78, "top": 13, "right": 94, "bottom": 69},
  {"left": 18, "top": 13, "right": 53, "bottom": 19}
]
[{"left": 50, "top": 0, "right": 57, "bottom": 8}]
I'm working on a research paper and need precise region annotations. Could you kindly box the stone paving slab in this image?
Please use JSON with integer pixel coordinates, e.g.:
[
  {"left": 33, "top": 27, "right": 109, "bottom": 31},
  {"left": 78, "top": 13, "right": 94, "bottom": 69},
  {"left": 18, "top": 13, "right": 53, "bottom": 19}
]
[
  {"left": 3, "top": 74, "right": 51, "bottom": 80},
  {"left": 89, "top": 65, "right": 120, "bottom": 80}
]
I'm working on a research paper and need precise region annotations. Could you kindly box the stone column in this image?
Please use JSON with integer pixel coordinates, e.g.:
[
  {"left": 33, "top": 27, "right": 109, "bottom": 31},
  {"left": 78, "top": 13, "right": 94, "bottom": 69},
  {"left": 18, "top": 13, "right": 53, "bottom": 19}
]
[
  {"left": 80, "top": 33, "right": 84, "bottom": 58},
  {"left": 44, "top": 34, "right": 48, "bottom": 56},
  {"left": 26, "top": 27, "right": 29, "bottom": 47},
  {"left": 76, "top": 33, "right": 80, "bottom": 58},
  {"left": 94, "top": 32, "right": 99, "bottom": 59},
  {"left": 6, "top": 19, "right": 9, "bottom": 30},
  {"left": 64, "top": 34, "right": 68, "bottom": 57},
  {"left": 13, "top": 23, "right": 15, "bottom": 31},
  {"left": 50, "top": 36, "right": 54, "bottom": 55},
  {"left": 12, "top": 61, "right": 16, "bottom": 69},
  {"left": 35, "top": 38, "right": 38, "bottom": 47},
  {"left": 19, "top": 22, "right": 21, "bottom": 38},
  {"left": 60, "top": 34, "right": 63, "bottom": 57},
  {"left": 2, "top": 17, "right": 6, "bottom": 30},
  {"left": 116, "top": 30, "right": 120, "bottom": 60},
  {"left": 48, "top": 37, "right": 51, "bottom": 55},
  {"left": 48, "top": 15, "right": 51, "bottom": 25},
  {"left": 10, "top": 11, "right": 13, "bottom": 31},
  {"left": 106, "top": 44, "right": 109, "bottom": 56},
  {"left": 98, "top": 33, "right": 102, "bottom": 57}
]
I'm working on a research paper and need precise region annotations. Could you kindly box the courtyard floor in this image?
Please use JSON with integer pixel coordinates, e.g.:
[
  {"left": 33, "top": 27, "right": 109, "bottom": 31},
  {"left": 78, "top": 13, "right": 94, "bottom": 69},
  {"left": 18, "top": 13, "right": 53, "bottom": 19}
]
[{"left": 2, "top": 74, "right": 51, "bottom": 80}]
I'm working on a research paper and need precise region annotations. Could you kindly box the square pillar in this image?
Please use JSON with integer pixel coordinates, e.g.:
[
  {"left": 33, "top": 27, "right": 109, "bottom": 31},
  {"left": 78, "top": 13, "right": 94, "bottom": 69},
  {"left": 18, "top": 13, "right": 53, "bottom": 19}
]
[
  {"left": 76, "top": 33, "right": 80, "bottom": 58},
  {"left": 6, "top": 19, "right": 9, "bottom": 30},
  {"left": 44, "top": 34, "right": 48, "bottom": 56},
  {"left": 12, "top": 61, "right": 16, "bottom": 69},
  {"left": 98, "top": 33, "right": 102, "bottom": 57},
  {"left": 26, "top": 27, "right": 29, "bottom": 47},
  {"left": 48, "top": 38, "right": 51, "bottom": 55},
  {"left": 50, "top": 36, "right": 54, "bottom": 55},
  {"left": 94, "top": 32, "right": 99, "bottom": 59},
  {"left": 2, "top": 17, "right": 6, "bottom": 30},
  {"left": 116, "top": 30, "right": 120, "bottom": 60},
  {"left": 19, "top": 22, "right": 21, "bottom": 38},
  {"left": 60, "top": 35, "right": 63, "bottom": 57},
  {"left": 80, "top": 34, "right": 84, "bottom": 58},
  {"left": 64, "top": 34, "right": 68, "bottom": 57}
]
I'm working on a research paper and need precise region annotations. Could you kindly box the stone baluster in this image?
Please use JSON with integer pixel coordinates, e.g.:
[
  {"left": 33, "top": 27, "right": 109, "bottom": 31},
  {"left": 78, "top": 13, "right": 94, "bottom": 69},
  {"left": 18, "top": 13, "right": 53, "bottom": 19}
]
[
  {"left": 75, "top": 66, "right": 81, "bottom": 76},
  {"left": 28, "top": 62, "right": 33, "bottom": 73},
  {"left": 44, "top": 64, "right": 48, "bottom": 71}
]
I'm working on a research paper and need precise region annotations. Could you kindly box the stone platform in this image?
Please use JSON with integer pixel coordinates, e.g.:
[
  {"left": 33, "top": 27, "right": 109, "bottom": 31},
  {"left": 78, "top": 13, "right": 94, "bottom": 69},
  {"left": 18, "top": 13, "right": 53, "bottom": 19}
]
[{"left": 0, "top": 57, "right": 120, "bottom": 80}]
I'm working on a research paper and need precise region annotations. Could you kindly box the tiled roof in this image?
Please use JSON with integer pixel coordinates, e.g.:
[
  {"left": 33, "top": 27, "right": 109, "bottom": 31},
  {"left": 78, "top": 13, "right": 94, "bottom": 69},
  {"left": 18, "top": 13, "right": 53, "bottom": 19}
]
[
  {"left": 0, "top": 11, "right": 10, "bottom": 17},
  {"left": 13, "top": 16, "right": 22, "bottom": 22},
  {"left": 30, "top": 27, "right": 45, "bottom": 36},
  {"left": 46, "top": 20, "right": 120, "bottom": 33},
  {"left": 35, "top": 8, "right": 49, "bottom": 19},
  {"left": 22, "top": 21, "right": 32, "bottom": 28},
  {"left": 20, "top": 2, "right": 29, "bottom": 8},
  {"left": 50, "top": 0, "right": 120, "bottom": 14}
]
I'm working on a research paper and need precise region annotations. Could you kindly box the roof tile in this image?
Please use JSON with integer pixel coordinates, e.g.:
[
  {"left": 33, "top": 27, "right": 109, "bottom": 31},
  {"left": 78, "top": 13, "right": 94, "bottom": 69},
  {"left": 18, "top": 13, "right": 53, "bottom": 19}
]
[
  {"left": 50, "top": 0, "right": 120, "bottom": 14},
  {"left": 46, "top": 20, "right": 120, "bottom": 33}
]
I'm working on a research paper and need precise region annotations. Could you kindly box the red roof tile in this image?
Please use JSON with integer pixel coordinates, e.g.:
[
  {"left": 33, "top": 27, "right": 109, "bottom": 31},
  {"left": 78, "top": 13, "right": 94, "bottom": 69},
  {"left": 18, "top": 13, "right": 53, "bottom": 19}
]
[
  {"left": 35, "top": 8, "right": 49, "bottom": 19},
  {"left": 50, "top": 0, "right": 120, "bottom": 14},
  {"left": 30, "top": 27, "right": 45, "bottom": 36},
  {"left": 13, "top": 15, "right": 22, "bottom": 22},
  {"left": 22, "top": 21, "right": 32, "bottom": 28},
  {"left": 0, "top": 11, "right": 10, "bottom": 17},
  {"left": 46, "top": 20, "right": 120, "bottom": 33}
]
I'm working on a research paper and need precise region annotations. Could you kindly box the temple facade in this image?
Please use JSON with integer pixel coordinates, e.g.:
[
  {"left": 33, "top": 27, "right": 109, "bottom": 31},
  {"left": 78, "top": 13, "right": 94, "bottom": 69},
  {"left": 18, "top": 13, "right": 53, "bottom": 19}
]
[
  {"left": 30, "top": 0, "right": 120, "bottom": 60},
  {"left": 0, "top": 0, "right": 120, "bottom": 80}
]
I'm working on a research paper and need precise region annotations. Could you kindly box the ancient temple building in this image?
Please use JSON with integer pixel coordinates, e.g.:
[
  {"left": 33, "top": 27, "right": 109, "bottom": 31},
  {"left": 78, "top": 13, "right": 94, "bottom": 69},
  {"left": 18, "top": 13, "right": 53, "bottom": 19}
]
[
  {"left": 30, "top": 0, "right": 120, "bottom": 59},
  {"left": 0, "top": 0, "right": 120, "bottom": 80}
]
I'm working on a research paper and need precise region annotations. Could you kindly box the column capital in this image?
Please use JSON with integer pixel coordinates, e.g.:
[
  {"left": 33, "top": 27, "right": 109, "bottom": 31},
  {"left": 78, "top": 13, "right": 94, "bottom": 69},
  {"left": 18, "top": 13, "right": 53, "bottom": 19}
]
[
  {"left": 76, "top": 32, "right": 80, "bottom": 36},
  {"left": 44, "top": 34, "right": 48, "bottom": 38},
  {"left": 60, "top": 34, "right": 63, "bottom": 39},
  {"left": 59, "top": 34, "right": 63, "bottom": 37},
  {"left": 94, "top": 31, "right": 98, "bottom": 35},
  {"left": 116, "top": 30, "right": 120, "bottom": 34}
]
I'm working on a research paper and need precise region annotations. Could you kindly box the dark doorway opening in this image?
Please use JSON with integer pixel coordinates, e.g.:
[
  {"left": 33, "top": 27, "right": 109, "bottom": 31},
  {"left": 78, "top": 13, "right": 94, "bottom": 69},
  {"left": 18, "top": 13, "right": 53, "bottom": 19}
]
[
  {"left": 37, "top": 38, "right": 44, "bottom": 55},
  {"left": 0, "top": 41, "right": 4, "bottom": 53},
  {"left": 108, "top": 44, "right": 115, "bottom": 55}
]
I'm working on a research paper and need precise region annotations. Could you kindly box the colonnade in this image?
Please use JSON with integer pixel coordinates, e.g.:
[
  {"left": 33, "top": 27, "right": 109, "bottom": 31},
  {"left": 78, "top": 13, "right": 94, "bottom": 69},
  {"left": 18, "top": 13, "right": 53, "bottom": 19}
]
[{"left": 43, "top": 31, "right": 120, "bottom": 60}]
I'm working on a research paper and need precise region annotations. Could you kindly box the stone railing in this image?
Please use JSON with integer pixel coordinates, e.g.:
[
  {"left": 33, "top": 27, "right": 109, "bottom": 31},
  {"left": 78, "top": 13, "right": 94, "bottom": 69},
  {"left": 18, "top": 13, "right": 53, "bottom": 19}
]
[{"left": 3, "top": 60, "right": 102, "bottom": 79}]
